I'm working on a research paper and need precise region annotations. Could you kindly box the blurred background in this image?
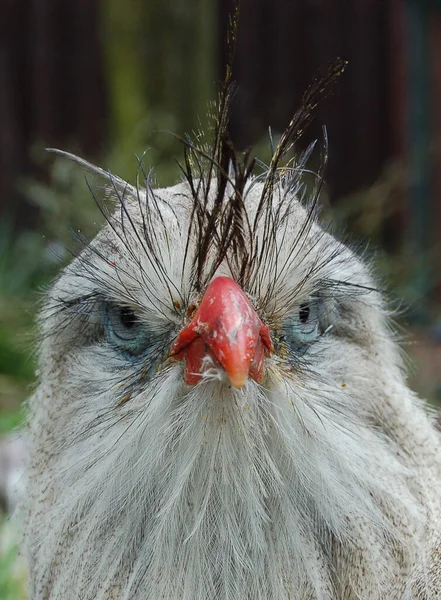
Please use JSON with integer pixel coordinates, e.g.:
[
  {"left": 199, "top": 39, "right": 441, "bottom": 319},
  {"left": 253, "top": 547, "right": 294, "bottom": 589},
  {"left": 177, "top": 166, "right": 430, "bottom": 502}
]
[{"left": 1, "top": 0, "right": 441, "bottom": 597}]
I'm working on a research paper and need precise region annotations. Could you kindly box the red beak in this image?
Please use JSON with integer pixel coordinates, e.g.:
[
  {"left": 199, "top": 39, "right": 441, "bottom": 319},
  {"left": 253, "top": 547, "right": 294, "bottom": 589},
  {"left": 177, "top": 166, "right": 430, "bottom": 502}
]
[{"left": 170, "top": 277, "right": 273, "bottom": 388}]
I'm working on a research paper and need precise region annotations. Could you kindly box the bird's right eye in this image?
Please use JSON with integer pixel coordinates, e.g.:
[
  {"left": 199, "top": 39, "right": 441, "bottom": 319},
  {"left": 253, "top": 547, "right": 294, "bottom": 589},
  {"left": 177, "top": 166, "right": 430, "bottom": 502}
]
[
  {"left": 281, "top": 298, "right": 322, "bottom": 352},
  {"left": 103, "top": 303, "right": 152, "bottom": 358}
]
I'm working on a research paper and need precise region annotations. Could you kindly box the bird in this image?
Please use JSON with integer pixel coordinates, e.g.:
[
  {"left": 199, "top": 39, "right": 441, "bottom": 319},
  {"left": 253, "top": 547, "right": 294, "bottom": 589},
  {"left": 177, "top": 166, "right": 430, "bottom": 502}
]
[{"left": 22, "top": 62, "right": 441, "bottom": 599}]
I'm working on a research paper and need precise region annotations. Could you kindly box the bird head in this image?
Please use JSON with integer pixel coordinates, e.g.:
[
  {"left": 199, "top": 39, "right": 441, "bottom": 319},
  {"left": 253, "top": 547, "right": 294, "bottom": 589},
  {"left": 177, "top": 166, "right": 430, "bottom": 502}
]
[{"left": 24, "top": 155, "right": 424, "bottom": 599}]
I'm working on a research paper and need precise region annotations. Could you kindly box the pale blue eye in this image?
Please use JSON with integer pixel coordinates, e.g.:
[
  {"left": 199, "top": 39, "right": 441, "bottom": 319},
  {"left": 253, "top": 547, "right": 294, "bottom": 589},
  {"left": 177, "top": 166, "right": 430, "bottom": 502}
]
[
  {"left": 282, "top": 299, "right": 321, "bottom": 350},
  {"left": 103, "top": 303, "right": 152, "bottom": 357}
]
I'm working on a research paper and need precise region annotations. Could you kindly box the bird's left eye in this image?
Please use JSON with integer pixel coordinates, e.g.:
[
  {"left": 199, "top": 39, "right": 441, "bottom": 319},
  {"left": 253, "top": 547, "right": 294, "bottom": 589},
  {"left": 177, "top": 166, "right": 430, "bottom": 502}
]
[
  {"left": 103, "top": 303, "right": 152, "bottom": 357},
  {"left": 282, "top": 299, "right": 322, "bottom": 350}
]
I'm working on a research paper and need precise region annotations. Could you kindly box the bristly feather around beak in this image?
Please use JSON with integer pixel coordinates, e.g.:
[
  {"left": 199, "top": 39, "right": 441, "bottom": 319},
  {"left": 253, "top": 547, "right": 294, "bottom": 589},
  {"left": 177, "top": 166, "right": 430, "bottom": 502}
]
[{"left": 170, "top": 277, "right": 273, "bottom": 387}]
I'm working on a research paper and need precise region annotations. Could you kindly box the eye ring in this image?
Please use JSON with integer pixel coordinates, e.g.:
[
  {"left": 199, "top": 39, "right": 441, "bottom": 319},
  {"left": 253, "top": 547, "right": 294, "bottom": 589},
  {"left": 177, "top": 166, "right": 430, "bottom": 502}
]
[
  {"left": 103, "top": 302, "right": 152, "bottom": 357},
  {"left": 281, "top": 298, "right": 322, "bottom": 351}
]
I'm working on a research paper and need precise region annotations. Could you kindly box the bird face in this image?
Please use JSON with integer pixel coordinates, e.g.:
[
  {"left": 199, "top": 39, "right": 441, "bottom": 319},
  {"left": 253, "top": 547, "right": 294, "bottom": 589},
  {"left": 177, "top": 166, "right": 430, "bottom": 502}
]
[
  {"left": 25, "top": 173, "right": 424, "bottom": 600},
  {"left": 44, "top": 177, "right": 377, "bottom": 412}
]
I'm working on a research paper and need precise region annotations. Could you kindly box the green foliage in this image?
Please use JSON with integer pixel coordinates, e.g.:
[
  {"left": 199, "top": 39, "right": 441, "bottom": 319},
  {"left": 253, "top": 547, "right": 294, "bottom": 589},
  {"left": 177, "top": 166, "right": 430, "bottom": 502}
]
[
  {"left": 0, "top": 518, "right": 27, "bottom": 600},
  {"left": 100, "top": 0, "right": 215, "bottom": 186},
  {"left": 0, "top": 223, "right": 43, "bottom": 421},
  {"left": 23, "top": 151, "right": 105, "bottom": 246},
  {"left": 0, "top": 153, "right": 109, "bottom": 424},
  {"left": 331, "top": 160, "right": 439, "bottom": 319},
  {"left": 0, "top": 408, "right": 24, "bottom": 437}
]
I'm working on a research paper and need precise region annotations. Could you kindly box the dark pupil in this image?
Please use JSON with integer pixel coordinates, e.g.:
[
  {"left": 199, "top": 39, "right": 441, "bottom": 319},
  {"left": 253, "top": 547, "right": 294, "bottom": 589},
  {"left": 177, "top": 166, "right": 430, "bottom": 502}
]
[
  {"left": 120, "top": 307, "right": 136, "bottom": 329},
  {"left": 299, "top": 303, "right": 310, "bottom": 324}
]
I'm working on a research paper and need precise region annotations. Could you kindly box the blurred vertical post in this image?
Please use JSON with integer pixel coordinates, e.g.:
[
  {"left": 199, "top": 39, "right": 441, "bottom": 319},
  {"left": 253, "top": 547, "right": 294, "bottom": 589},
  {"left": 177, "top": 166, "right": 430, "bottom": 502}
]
[
  {"left": 405, "top": 0, "right": 432, "bottom": 314},
  {"left": 430, "top": 4, "right": 441, "bottom": 304},
  {"left": 100, "top": 0, "right": 215, "bottom": 183}
]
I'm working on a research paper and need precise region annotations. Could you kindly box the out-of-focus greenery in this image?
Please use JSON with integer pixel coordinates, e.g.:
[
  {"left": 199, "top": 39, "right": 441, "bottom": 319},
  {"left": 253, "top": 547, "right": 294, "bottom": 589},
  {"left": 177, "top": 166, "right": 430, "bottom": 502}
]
[
  {"left": 100, "top": 0, "right": 215, "bottom": 185},
  {"left": 333, "top": 160, "right": 440, "bottom": 324},
  {"left": 0, "top": 224, "right": 42, "bottom": 432},
  {"left": 0, "top": 158, "right": 100, "bottom": 432},
  {"left": 0, "top": 518, "right": 27, "bottom": 600}
]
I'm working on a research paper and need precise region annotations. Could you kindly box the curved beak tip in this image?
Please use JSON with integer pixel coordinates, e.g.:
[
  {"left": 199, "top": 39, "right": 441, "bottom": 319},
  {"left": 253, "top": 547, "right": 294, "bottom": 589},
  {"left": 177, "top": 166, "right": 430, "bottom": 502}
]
[{"left": 227, "top": 371, "right": 248, "bottom": 389}]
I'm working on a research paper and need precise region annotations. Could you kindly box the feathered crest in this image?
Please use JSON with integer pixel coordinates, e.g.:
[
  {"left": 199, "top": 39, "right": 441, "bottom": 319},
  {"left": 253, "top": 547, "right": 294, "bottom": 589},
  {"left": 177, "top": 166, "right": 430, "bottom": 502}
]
[{"left": 174, "top": 1, "right": 347, "bottom": 293}]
